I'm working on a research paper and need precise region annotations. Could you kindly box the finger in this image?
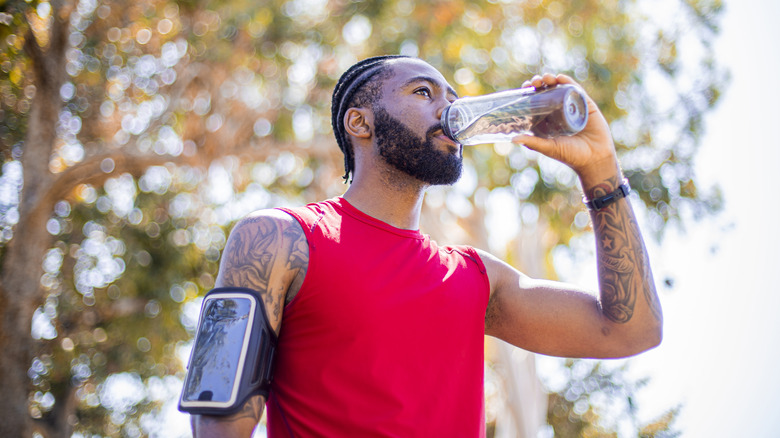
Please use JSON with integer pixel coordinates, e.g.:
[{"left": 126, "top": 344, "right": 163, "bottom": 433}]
[
  {"left": 553, "top": 74, "right": 580, "bottom": 87},
  {"left": 524, "top": 75, "right": 545, "bottom": 89},
  {"left": 512, "top": 134, "right": 557, "bottom": 156},
  {"left": 525, "top": 73, "right": 564, "bottom": 90},
  {"left": 541, "top": 73, "right": 557, "bottom": 87},
  {"left": 523, "top": 73, "right": 580, "bottom": 91}
]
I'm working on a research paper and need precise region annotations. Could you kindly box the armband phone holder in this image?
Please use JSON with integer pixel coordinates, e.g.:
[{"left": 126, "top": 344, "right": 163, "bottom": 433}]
[{"left": 178, "top": 287, "right": 277, "bottom": 415}]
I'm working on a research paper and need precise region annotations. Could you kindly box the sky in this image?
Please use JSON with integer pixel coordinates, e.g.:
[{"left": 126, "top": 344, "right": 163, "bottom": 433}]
[{"left": 605, "top": 0, "right": 780, "bottom": 436}]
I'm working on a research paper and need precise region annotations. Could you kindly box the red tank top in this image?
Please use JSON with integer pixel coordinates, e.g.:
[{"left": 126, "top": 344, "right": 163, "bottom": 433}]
[{"left": 267, "top": 198, "right": 490, "bottom": 437}]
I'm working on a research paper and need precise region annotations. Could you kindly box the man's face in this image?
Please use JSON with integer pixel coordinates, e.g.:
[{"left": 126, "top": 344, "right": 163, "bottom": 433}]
[
  {"left": 374, "top": 105, "right": 462, "bottom": 185},
  {"left": 372, "top": 59, "right": 462, "bottom": 185}
]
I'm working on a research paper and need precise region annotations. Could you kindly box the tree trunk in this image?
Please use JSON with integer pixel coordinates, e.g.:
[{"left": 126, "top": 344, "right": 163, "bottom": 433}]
[
  {"left": 0, "top": 10, "right": 68, "bottom": 437},
  {"left": 34, "top": 384, "right": 77, "bottom": 438},
  {"left": 421, "top": 196, "right": 547, "bottom": 437},
  {"left": 490, "top": 218, "right": 550, "bottom": 438}
]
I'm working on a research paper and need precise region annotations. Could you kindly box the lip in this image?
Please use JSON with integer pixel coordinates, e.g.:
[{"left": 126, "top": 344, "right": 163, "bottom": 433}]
[
  {"left": 433, "top": 131, "right": 460, "bottom": 148},
  {"left": 440, "top": 136, "right": 459, "bottom": 147}
]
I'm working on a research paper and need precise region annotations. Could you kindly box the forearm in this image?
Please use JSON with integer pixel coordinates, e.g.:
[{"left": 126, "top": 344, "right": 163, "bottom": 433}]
[{"left": 582, "top": 165, "right": 663, "bottom": 349}]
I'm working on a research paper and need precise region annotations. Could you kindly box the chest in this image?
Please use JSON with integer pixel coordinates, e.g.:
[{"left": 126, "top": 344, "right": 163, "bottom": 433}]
[{"left": 284, "top": 219, "right": 487, "bottom": 339}]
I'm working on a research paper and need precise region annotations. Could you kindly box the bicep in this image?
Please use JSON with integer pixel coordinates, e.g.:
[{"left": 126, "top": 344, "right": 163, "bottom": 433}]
[{"left": 480, "top": 250, "right": 628, "bottom": 359}]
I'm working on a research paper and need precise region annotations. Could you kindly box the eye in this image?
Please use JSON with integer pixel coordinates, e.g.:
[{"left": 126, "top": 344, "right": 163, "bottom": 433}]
[{"left": 414, "top": 87, "right": 432, "bottom": 98}]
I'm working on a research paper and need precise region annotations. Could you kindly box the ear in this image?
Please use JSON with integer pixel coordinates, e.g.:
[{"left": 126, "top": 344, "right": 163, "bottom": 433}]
[{"left": 343, "top": 107, "right": 372, "bottom": 139}]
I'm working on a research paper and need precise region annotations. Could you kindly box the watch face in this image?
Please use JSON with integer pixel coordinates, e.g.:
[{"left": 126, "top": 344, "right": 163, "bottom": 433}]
[{"left": 181, "top": 294, "right": 255, "bottom": 407}]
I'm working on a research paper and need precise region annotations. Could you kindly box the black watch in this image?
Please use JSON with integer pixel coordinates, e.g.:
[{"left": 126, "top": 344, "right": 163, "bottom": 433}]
[{"left": 583, "top": 179, "right": 631, "bottom": 211}]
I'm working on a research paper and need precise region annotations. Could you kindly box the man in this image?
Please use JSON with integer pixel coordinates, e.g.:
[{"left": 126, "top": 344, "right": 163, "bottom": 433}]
[{"left": 190, "top": 55, "right": 663, "bottom": 437}]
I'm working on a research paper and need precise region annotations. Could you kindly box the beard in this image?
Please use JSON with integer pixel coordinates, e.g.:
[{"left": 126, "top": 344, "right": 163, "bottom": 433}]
[{"left": 373, "top": 107, "right": 462, "bottom": 186}]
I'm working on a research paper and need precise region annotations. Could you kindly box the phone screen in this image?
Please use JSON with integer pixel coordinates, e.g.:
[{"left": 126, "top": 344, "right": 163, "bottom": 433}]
[{"left": 181, "top": 295, "right": 255, "bottom": 406}]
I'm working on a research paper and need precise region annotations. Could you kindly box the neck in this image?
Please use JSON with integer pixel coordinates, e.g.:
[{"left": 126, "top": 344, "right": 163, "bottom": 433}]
[{"left": 343, "top": 167, "right": 427, "bottom": 230}]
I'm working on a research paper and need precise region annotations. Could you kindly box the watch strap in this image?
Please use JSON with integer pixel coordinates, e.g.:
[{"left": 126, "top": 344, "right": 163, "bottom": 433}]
[{"left": 583, "top": 179, "right": 631, "bottom": 211}]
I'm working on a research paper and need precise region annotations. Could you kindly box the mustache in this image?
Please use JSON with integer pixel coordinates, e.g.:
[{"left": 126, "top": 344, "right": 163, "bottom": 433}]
[{"left": 426, "top": 124, "right": 443, "bottom": 138}]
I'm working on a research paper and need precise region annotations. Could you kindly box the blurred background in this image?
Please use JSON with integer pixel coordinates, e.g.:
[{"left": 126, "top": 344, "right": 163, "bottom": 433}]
[{"left": 1, "top": 0, "right": 775, "bottom": 436}]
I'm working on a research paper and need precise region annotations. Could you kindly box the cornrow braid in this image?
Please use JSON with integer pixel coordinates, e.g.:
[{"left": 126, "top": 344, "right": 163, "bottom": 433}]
[{"left": 331, "top": 55, "right": 410, "bottom": 183}]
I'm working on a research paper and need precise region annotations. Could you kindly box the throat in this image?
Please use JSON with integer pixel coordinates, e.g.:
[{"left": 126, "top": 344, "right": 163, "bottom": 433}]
[{"left": 342, "top": 184, "right": 423, "bottom": 231}]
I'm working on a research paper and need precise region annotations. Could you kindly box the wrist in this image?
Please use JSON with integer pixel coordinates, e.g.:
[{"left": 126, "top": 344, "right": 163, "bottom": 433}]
[
  {"left": 583, "top": 178, "right": 630, "bottom": 211},
  {"left": 576, "top": 155, "right": 622, "bottom": 194}
]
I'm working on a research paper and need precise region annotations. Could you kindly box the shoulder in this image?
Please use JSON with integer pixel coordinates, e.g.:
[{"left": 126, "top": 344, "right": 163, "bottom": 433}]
[
  {"left": 232, "top": 205, "right": 308, "bottom": 248},
  {"left": 441, "top": 245, "right": 488, "bottom": 272},
  {"left": 233, "top": 208, "right": 302, "bottom": 232},
  {"left": 220, "top": 210, "right": 302, "bottom": 260},
  {"left": 226, "top": 208, "right": 309, "bottom": 249},
  {"left": 473, "top": 248, "right": 509, "bottom": 278},
  {"left": 216, "top": 208, "right": 308, "bottom": 290},
  {"left": 216, "top": 208, "right": 309, "bottom": 330},
  {"left": 472, "top": 248, "right": 531, "bottom": 297}
]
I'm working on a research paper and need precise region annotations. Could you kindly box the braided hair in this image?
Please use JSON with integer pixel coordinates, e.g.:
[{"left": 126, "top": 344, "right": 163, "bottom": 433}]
[{"left": 331, "top": 55, "right": 410, "bottom": 183}]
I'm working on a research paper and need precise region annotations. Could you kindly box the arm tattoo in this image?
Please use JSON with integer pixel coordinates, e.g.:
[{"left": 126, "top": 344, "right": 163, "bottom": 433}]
[
  {"left": 589, "top": 177, "right": 662, "bottom": 324},
  {"left": 283, "top": 224, "right": 309, "bottom": 304},
  {"left": 218, "top": 215, "right": 308, "bottom": 327},
  {"left": 231, "top": 395, "right": 265, "bottom": 421}
]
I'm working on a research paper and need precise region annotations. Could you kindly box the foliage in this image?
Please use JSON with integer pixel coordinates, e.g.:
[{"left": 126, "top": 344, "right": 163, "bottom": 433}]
[
  {"left": 545, "top": 359, "right": 681, "bottom": 438},
  {"left": 0, "top": 0, "right": 726, "bottom": 436}
]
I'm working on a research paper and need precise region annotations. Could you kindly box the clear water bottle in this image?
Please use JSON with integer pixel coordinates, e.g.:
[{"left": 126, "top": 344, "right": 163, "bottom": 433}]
[{"left": 441, "top": 84, "right": 589, "bottom": 145}]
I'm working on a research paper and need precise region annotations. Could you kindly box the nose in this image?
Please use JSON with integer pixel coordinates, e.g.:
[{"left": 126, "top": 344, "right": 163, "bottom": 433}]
[{"left": 436, "top": 97, "right": 453, "bottom": 120}]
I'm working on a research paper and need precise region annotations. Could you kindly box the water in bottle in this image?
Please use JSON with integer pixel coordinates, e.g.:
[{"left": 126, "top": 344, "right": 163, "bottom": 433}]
[{"left": 441, "top": 84, "right": 589, "bottom": 146}]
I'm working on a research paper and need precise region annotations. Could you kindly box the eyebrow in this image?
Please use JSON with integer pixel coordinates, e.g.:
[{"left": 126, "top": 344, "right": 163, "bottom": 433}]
[{"left": 401, "top": 75, "right": 459, "bottom": 99}]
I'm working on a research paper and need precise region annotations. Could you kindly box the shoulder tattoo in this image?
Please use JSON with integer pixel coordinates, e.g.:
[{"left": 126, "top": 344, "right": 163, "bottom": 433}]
[{"left": 218, "top": 214, "right": 309, "bottom": 328}]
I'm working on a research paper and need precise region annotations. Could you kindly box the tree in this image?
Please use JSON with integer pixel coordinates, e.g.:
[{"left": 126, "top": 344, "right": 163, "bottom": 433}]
[
  {"left": 0, "top": 0, "right": 726, "bottom": 436},
  {"left": 544, "top": 359, "right": 681, "bottom": 438}
]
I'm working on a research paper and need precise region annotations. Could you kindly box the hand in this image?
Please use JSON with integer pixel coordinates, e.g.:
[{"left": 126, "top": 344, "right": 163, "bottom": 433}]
[{"left": 512, "top": 74, "right": 620, "bottom": 184}]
